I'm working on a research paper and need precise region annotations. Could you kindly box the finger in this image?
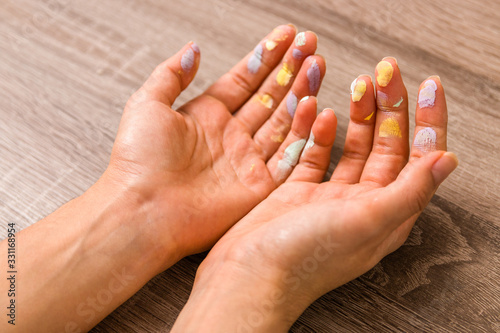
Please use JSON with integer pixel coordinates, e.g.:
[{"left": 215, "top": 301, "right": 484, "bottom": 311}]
[
  {"left": 203, "top": 24, "right": 296, "bottom": 113},
  {"left": 360, "top": 57, "right": 410, "bottom": 186},
  {"left": 266, "top": 96, "right": 318, "bottom": 185},
  {"left": 129, "top": 42, "right": 200, "bottom": 107},
  {"left": 370, "top": 151, "right": 458, "bottom": 234},
  {"left": 253, "top": 55, "right": 326, "bottom": 159},
  {"left": 331, "top": 75, "right": 376, "bottom": 183},
  {"left": 287, "top": 108, "right": 337, "bottom": 183},
  {"left": 236, "top": 32, "right": 318, "bottom": 133},
  {"left": 411, "top": 76, "right": 448, "bottom": 159}
]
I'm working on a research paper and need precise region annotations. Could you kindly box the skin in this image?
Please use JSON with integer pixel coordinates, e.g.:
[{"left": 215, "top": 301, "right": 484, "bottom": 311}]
[
  {"left": 0, "top": 25, "right": 328, "bottom": 332},
  {"left": 172, "top": 59, "right": 458, "bottom": 332}
]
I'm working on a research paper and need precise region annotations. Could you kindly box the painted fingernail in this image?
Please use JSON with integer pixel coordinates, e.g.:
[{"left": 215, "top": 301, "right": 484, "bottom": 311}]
[
  {"left": 287, "top": 92, "right": 298, "bottom": 118},
  {"left": 247, "top": 44, "right": 263, "bottom": 74},
  {"left": 379, "top": 117, "right": 402, "bottom": 138},
  {"left": 414, "top": 127, "right": 437, "bottom": 152},
  {"left": 418, "top": 79, "right": 438, "bottom": 108},
  {"left": 277, "top": 139, "right": 306, "bottom": 181},
  {"left": 307, "top": 59, "right": 321, "bottom": 93},
  {"left": 295, "top": 32, "right": 306, "bottom": 46},
  {"left": 376, "top": 60, "right": 393, "bottom": 87},
  {"left": 181, "top": 48, "right": 195, "bottom": 72},
  {"left": 350, "top": 77, "right": 367, "bottom": 102},
  {"left": 431, "top": 152, "right": 458, "bottom": 185}
]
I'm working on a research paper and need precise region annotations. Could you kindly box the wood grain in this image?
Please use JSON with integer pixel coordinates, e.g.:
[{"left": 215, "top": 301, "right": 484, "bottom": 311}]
[{"left": 1, "top": 0, "right": 498, "bottom": 332}]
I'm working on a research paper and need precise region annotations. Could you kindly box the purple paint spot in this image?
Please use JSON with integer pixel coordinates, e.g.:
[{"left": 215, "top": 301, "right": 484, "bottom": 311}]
[
  {"left": 181, "top": 48, "right": 195, "bottom": 72},
  {"left": 292, "top": 48, "right": 303, "bottom": 60},
  {"left": 307, "top": 60, "right": 320, "bottom": 93},
  {"left": 287, "top": 92, "right": 298, "bottom": 118},
  {"left": 247, "top": 44, "right": 263, "bottom": 74}
]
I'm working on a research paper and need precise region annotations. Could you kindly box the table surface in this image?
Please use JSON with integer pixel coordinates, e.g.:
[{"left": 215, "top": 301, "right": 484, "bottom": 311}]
[{"left": 1, "top": 0, "right": 499, "bottom": 332}]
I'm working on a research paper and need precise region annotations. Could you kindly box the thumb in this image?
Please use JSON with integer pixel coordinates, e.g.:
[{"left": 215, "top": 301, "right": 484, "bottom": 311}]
[
  {"left": 130, "top": 42, "right": 200, "bottom": 107},
  {"left": 376, "top": 151, "right": 458, "bottom": 231}
]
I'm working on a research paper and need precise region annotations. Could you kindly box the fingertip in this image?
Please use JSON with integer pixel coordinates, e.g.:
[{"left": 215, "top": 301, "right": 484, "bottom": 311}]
[{"left": 431, "top": 151, "right": 458, "bottom": 185}]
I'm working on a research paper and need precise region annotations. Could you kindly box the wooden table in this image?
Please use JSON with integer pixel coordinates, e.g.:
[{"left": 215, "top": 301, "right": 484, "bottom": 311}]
[{"left": 1, "top": 0, "right": 498, "bottom": 331}]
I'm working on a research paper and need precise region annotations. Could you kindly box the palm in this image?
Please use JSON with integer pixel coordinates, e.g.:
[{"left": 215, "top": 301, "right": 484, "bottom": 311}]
[{"left": 106, "top": 28, "right": 329, "bottom": 254}]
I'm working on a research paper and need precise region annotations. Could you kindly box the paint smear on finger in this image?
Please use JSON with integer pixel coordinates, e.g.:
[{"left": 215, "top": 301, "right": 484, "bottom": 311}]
[
  {"left": 277, "top": 62, "right": 294, "bottom": 86},
  {"left": 276, "top": 139, "right": 306, "bottom": 181},
  {"left": 379, "top": 117, "right": 402, "bottom": 138},
  {"left": 301, "top": 130, "right": 315, "bottom": 157},
  {"left": 350, "top": 78, "right": 366, "bottom": 102},
  {"left": 295, "top": 32, "right": 306, "bottom": 46},
  {"left": 414, "top": 127, "right": 437, "bottom": 152},
  {"left": 287, "top": 92, "right": 298, "bottom": 118},
  {"left": 247, "top": 44, "right": 263, "bottom": 74},
  {"left": 307, "top": 60, "right": 321, "bottom": 93},
  {"left": 256, "top": 93, "right": 274, "bottom": 109},
  {"left": 292, "top": 48, "right": 303, "bottom": 60},
  {"left": 418, "top": 80, "right": 438, "bottom": 108},
  {"left": 181, "top": 48, "right": 195, "bottom": 72},
  {"left": 376, "top": 61, "right": 393, "bottom": 87}
]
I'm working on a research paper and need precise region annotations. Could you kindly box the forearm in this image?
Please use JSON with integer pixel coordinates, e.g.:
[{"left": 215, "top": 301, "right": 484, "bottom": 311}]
[{"left": 0, "top": 175, "right": 179, "bottom": 332}]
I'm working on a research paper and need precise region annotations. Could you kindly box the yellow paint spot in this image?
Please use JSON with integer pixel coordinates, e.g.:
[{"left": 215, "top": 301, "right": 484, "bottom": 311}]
[
  {"left": 352, "top": 80, "right": 367, "bottom": 102},
  {"left": 266, "top": 40, "right": 278, "bottom": 51},
  {"left": 277, "top": 62, "right": 294, "bottom": 86},
  {"left": 250, "top": 163, "right": 255, "bottom": 171},
  {"left": 256, "top": 93, "right": 273, "bottom": 109},
  {"left": 376, "top": 61, "right": 393, "bottom": 87},
  {"left": 364, "top": 112, "right": 374, "bottom": 121},
  {"left": 271, "top": 133, "right": 285, "bottom": 143},
  {"left": 270, "top": 124, "right": 289, "bottom": 143},
  {"left": 379, "top": 117, "right": 402, "bottom": 138}
]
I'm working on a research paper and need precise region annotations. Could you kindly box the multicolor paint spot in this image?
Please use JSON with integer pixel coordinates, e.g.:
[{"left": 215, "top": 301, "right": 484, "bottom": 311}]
[
  {"left": 414, "top": 127, "right": 437, "bottom": 152},
  {"left": 350, "top": 78, "right": 366, "bottom": 102},
  {"left": 307, "top": 60, "right": 321, "bottom": 93},
  {"left": 277, "top": 62, "right": 294, "bottom": 86},
  {"left": 418, "top": 79, "right": 437, "bottom": 108},
  {"left": 247, "top": 44, "right": 263, "bottom": 74},
  {"left": 276, "top": 138, "right": 306, "bottom": 181},
  {"left": 295, "top": 32, "right": 306, "bottom": 46},
  {"left": 379, "top": 117, "right": 402, "bottom": 138},
  {"left": 376, "top": 60, "right": 393, "bottom": 87}
]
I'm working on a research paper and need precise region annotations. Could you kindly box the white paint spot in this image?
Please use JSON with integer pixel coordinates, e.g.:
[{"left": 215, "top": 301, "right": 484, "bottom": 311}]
[
  {"left": 247, "top": 44, "right": 263, "bottom": 74},
  {"left": 414, "top": 127, "right": 437, "bottom": 152},
  {"left": 276, "top": 139, "right": 306, "bottom": 181},
  {"left": 418, "top": 80, "right": 438, "bottom": 108},
  {"left": 301, "top": 131, "right": 315, "bottom": 157}
]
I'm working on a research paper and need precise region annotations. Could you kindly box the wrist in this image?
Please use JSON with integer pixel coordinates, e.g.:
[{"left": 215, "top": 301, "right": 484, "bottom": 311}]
[{"left": 173, "top": 250, "right": 313, "bottom": 332}]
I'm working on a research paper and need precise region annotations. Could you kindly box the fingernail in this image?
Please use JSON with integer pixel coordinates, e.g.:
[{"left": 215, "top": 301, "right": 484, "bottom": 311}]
[
  {"left": 287, "top": 23, "right": 297, "bottom": 31},
  {"left": 191, "top": 42, "right": 200, "bottom": 53},
  {"left": 382, "top": 56, "right": 398, "bottom": 65},
  {"left": 300, "top": 96, "right": 310, "bottom": 103},
  {"left": 431, "top": 152, "right": 458, "bottom": 185}
]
